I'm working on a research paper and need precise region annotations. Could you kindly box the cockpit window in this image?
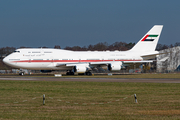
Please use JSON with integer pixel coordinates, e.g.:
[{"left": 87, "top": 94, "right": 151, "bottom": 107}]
[{"left": 13, "top": 51, "right": 20, "bottom": 53}]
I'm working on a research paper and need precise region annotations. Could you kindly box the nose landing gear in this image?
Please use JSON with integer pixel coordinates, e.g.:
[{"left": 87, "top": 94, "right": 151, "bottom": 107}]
[{"left": 19, "top": 72, "right": 24, "bottom": 76}]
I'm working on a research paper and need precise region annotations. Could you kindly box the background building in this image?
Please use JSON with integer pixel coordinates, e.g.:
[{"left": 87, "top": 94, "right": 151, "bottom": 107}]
[{"left": 157, "top": 46, "right": 180, "bottom": 72}]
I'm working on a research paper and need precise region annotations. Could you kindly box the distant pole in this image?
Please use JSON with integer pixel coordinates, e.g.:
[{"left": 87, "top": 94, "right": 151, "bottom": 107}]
[
  {"left": 43, "top": 94, "right": 45, "bottom": 105},
  {"left": 134, "top": 94, "right": 138, "bottom": 103}
]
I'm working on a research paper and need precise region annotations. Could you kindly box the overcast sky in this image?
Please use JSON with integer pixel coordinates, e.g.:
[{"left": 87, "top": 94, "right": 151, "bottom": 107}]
[{"left": 0, "top": 0, "right": 180, "bottom": 49}]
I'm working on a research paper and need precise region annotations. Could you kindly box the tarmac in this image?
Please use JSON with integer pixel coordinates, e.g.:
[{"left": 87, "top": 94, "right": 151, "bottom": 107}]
[{"left": 0, "top": 76, "right": 180, "bottom": 83}]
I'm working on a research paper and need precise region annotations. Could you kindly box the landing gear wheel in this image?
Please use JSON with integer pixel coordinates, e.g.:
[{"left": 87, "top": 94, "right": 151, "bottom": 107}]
[
  {"left": 66, "top": 71, "right": 74, "bottom": 75},
  {"left": 19, "top": 72, "right": 24, "bottom": 76},
  {"left": 85, "top": 72, "right": 92, "bottom": 76}
]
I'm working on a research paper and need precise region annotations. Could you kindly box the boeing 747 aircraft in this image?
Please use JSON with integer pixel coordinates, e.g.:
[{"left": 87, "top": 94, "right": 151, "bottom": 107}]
[{"left": 3, "top": 25, "right": 163, "bottom": 75}]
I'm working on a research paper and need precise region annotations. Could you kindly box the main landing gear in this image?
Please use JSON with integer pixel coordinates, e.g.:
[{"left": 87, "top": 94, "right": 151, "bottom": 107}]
[
  {"left": 66, "top": 71, "right": 92, "bottom": 76},
  {"left": 66, "top": 70, "right": 74, "bottom": 75},
  {"left": 85, "top": 71, "right": 92, "bottom": 76}
]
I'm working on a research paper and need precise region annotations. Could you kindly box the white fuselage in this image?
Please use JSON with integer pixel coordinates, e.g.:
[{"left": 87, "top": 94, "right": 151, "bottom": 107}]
[
  {"left": 3, "top": 25, "right": 163, "bottom": 73},
  {"left": 3, "top": 48, "right": 144, "bottom": 70}
]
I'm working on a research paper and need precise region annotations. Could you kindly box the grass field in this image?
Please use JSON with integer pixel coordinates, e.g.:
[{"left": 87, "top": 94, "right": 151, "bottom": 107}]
[{"left": 0, "top": 77, "right": 180, "bottom": 119}]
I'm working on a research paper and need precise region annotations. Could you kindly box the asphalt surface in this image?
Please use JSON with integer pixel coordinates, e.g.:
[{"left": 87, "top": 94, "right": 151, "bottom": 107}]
[{"left": 0, "top": 76, "right": 180, "bottom": 83}]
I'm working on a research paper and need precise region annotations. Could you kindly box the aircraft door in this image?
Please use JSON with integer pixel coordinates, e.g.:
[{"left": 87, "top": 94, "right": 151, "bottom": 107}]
[
  {"left": 50, "top": 56, "right": 55, "bottom": 67},
  {"left": 101, "top": 56, "right": 104, "bottom": 62},
  {"left": 50, "top": 56, "right": 54, "bottom": 63},
  {"left": 28, "top": 55, "right": 31, "bottom": 63},
  {"left": 78, "top": 56, "right": 81, "bottom": 62}
]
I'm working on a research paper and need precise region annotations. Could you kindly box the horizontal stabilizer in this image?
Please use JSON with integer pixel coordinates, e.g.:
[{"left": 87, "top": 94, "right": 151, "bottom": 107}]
[{"left": 141, "top": 52, "right": 169, "bottom": 60}]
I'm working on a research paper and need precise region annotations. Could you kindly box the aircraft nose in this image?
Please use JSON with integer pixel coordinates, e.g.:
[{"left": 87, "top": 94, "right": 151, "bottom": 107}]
[{"left": 3, "top": 57, "right": 9, "bottom": 65}]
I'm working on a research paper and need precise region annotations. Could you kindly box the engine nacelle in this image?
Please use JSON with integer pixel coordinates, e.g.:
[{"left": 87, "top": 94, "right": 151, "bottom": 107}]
[
  {"left": 73, "top": 65, "right": 88, "bottom": 73},
  {"left": 108, "top": 62, "right": 122, "bottom": 71}
]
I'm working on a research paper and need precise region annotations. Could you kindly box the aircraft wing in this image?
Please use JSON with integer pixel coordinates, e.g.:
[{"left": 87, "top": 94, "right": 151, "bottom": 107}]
[
  {"left": 56, "top": 60, "right": 153, "bottom": 67},
  {"left": 89, "top": 61, "right": 153, "bottom": 67},
  {"left": 56, "top": 63, "right": 86, "bottom": 67},
  {"left": 56, "top": 62, "right": 108, "bottom": 67},
  {"left": 123, "top": 60, "right": 153, "bottom": 63}
]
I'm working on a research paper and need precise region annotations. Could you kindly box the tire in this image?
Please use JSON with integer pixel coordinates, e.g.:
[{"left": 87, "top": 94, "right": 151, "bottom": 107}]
[
  {"left": 19, "top": 72, "right": 24, "bottom": 76},
  {"left": 86, "top": 72, "right": 92, "bottom": 76}
]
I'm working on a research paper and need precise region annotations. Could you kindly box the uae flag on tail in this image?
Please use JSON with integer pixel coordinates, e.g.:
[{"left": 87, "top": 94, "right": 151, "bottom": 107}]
[{"left": 141, "top": 35, "right": 158, "bottom": 41}]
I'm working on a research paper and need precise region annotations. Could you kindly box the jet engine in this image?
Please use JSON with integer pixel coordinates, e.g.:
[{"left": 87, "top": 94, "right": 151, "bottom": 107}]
[
  {"left": 73, "top": 65, "right": 88, "bottom": 73},
  {"left": 108, "top": 62, "right": 122, "bottom": 71}
]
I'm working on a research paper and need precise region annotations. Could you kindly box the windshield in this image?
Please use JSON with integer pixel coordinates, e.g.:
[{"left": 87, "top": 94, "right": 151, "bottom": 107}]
[{"left": 13, "top": 50, "right": 20, "bottom": 53}]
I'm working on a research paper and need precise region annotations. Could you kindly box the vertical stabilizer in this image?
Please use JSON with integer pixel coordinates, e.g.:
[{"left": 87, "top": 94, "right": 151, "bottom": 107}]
[{"left": 130, "top": 25, "right": 163, "bottom": 52}]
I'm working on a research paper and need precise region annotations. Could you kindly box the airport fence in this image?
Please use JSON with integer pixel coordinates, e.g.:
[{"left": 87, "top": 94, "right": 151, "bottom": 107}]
[{"left": 0, "top": 94, "right": 135, "bottom": 106}]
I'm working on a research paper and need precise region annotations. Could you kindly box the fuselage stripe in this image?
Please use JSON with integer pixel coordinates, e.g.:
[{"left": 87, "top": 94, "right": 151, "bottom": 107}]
[{"left": 11, "top": 59, "right": 142, "bottom": 63}]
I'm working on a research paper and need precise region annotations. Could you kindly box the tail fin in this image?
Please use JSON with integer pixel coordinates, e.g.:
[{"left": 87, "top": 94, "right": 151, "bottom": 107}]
[{"left": 130, "top": 25, "right": 163, "bottom": 52}]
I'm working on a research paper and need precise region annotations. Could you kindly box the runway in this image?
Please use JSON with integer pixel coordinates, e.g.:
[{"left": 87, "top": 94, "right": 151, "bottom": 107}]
[{"left": 0, "top": 76, "right": 180, "bottom": 83}]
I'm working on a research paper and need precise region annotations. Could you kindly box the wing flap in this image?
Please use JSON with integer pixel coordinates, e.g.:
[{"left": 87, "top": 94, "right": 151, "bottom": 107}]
[
  {"left": 56, "top": 60, "right": 154, "bottom": 67},
  {"left": 56, "top": 63, "right": 89, "bottom": 67}
]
